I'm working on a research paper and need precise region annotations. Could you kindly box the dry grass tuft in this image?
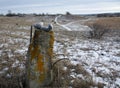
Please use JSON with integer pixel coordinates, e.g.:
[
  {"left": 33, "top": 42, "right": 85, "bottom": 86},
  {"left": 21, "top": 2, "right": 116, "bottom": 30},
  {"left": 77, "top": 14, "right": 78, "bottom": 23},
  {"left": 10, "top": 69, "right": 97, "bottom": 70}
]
[
  {"left": 86, "top": 17, "right": 120, "bottom": 30},
  {"left": 51, "top": 58, "right": 97, "bottom": 88}
]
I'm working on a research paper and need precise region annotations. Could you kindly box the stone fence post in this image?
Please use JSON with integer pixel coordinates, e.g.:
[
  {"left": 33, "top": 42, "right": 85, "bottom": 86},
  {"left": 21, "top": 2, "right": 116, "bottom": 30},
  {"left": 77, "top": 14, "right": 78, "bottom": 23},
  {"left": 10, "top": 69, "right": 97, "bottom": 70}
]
[{"left": 26, "top": 24, "right": 54, "bottom": 88}]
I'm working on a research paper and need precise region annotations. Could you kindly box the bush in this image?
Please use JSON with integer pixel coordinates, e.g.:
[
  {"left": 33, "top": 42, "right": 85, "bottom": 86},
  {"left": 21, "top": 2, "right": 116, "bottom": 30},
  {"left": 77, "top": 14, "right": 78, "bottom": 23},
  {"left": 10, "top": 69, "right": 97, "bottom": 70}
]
[
  {"left": 85, "top": 17, "right": 120, "bottom": 39},
  {"left": 89, "top": 23, "right": 109, "bottom": 39}
]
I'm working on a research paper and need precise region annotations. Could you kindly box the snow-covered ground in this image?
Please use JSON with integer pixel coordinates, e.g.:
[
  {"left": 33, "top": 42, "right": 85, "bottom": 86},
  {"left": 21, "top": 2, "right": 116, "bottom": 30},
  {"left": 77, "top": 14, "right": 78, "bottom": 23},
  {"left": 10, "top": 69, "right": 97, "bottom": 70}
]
[
  {"left": 0, "top": 29, "right": 29, "bottom": 79},
  {"left": 54, "top": 37, "right": 120, "bottom": 88},
  {"left": 54, "top": 15, "right": 120, "bottom": 88},
  {"left": 0, "top": 15, "right": 120, "bottom": 87}
]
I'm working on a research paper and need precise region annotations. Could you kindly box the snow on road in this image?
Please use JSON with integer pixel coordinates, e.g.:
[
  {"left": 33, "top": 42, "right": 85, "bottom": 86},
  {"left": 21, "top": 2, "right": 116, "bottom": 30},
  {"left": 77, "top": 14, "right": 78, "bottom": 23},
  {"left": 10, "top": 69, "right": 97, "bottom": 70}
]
[
  {"left": 55, "top": 15, "right": 92, "bottom": 31},
  {"left": 55, "top": 15, "right": 71, "bottom": 31}
]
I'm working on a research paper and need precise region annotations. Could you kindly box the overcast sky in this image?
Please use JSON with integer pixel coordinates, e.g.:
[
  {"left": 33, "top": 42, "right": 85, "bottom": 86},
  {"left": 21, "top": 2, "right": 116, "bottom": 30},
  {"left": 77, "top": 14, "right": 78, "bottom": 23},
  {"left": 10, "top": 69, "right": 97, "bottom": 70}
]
[{"left": 0, "top": 0, "right": 120, "bottom": 14}]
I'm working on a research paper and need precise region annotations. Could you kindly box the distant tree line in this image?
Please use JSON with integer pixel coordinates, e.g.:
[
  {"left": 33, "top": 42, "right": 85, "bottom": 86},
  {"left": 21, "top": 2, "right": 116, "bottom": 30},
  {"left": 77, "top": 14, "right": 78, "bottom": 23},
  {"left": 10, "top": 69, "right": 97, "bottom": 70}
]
[
  {"left": 0, "top": 10, "right": 72, "bottom": 17},
  {"left": 5, "top": 10, "right": 25, "bottom": 17},
  {"left": 97, "top": 13, "right": 120, "bottom": 17},
  {"left": 5, "top": 12, "right": 56, "bottom": 17},
  {"left": 33, "top": 13, "right": 56, "bottom": 16},
  {"left": 6, "top": 13, "right": 26, "bottom": 17}
]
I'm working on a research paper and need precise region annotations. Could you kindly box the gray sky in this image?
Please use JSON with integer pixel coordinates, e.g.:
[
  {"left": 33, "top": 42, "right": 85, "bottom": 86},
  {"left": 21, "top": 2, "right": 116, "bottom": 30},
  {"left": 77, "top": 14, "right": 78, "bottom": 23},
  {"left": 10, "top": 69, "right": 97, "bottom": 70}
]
[{"left": 0, "top": 0, "right": 120, "bottom": 14}]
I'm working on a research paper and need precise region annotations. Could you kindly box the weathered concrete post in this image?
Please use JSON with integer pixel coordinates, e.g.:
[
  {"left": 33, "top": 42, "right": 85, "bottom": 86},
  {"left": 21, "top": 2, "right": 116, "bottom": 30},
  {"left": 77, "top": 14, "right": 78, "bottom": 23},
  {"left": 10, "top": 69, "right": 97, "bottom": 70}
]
[{"left": 27, "top": 24, "right": 54, "bottom": 88}]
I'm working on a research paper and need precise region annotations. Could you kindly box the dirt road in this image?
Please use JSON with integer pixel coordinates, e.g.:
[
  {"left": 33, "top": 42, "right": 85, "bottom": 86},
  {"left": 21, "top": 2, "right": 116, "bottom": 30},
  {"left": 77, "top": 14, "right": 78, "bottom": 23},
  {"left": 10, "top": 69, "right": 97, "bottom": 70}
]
[{"left": 55, "top": 15, "right": 92, "bottom": 31}]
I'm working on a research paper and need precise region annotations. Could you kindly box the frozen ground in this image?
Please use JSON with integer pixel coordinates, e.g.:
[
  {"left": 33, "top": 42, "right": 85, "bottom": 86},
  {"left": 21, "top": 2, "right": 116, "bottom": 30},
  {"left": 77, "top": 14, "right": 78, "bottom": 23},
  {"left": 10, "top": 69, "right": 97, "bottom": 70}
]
[
  {"left": 54, "top": 36, "right": 120, "bottom": 88},
  {"left": 54, "top": 15, "right": 120, "bottom": 88},
  {"left": 0, "top": 15, "right": 120, "bottom": 88}
]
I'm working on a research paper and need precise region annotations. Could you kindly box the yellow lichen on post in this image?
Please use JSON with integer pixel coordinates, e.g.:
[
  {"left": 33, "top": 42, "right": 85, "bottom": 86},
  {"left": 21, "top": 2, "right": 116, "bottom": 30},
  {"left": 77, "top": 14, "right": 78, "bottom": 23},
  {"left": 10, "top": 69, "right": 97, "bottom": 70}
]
[
  {"left": 37, "top": 54, "right": 44, "bottom": 73},
  {"left": 37, "top": 54, "right": 46, "bottom": 83},
  {"left": 48, "top": 31, "right": 54, "bottom": 57},
  {"left": 29, "top": 44, "right": 40, "bottom": 60}
]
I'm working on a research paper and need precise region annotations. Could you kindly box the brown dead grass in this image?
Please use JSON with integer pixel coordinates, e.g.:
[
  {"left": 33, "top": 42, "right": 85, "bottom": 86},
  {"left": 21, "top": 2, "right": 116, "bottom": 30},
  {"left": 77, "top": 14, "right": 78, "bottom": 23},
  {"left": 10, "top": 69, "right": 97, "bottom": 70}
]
[
  {"left": 85, "top": 17, "right": 120, "bottom": 38},
  {"left": 51, "top": 58, "right": 97, "bottom": 88},
  {"left": 86, "top": 17, "right": 120, "bottom": 30}
]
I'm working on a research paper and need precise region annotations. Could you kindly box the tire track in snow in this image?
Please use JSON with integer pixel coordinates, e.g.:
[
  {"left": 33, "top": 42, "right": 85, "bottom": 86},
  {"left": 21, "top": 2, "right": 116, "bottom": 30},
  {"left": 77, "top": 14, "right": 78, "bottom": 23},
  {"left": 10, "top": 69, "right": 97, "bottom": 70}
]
[
  {"left": 55, "top": 15, "right": 92, "bottom": 31},
  {"left": 55, "top": 15, "right": 72, "bottom": 31}
]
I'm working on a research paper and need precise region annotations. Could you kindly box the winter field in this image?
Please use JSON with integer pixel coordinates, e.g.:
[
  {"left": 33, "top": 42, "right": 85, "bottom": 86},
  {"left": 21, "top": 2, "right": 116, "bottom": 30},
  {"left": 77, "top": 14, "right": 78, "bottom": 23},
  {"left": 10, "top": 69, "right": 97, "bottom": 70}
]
[{"left": 0, "top": 15, "right": 120, "bottom": 88}]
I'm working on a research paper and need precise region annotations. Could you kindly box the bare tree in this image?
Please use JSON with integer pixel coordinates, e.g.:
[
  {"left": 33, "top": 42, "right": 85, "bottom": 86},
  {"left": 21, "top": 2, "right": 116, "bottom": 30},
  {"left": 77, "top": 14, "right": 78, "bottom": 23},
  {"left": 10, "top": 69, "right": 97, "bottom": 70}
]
[{"left": 66, "top": 11, "right": 71, "bottom": 15}]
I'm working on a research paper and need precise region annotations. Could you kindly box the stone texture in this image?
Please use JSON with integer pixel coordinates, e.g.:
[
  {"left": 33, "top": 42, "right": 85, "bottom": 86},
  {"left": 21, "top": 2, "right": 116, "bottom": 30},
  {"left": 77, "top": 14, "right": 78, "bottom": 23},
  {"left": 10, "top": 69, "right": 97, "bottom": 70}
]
[{"left": 27, "top": 29, "right": 54, "bottom": 88}]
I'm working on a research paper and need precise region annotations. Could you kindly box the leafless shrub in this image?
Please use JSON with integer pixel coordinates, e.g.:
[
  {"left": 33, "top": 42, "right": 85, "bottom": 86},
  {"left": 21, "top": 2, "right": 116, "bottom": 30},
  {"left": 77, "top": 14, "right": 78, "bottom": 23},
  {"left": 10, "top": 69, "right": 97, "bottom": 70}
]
[
  {"left": 88, "top": 23, "right": 109, "bottom": 39},
  {"left": 50, "top": 59, "right": 71, "bottom": 87},
  {"left": 50, "top": 58, "right": 98, "bottom": 88},
  {"left": 85, "top": 17, "right": 120, "bottom": 39}
]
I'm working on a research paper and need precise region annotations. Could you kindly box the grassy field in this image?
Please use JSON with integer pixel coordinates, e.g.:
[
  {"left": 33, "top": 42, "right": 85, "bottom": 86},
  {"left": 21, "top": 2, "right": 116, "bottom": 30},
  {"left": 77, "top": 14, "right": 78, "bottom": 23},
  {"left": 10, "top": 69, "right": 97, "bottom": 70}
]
[
  {"left": 0, "top": 16, "right": 56, "bottom": 87},
  {"left": 0, "top": 15, "right": 120, "bottom": 88},
  {"left": 86, "top": 17, "right": 120, "bottom": 30}
]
